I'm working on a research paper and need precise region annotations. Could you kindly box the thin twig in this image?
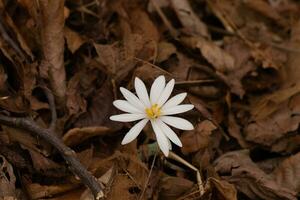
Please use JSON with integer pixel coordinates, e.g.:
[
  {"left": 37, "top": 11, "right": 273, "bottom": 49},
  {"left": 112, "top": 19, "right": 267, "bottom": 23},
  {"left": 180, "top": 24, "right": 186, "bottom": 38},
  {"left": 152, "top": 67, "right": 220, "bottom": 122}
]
[
  {"left": 133, "top": 57, "right": 173, "bottom": 76},
  {"left": 168, "top": 152, "right": 204, "bottom": 196},
  {"left": 0, "top": 17, "right": 26, "bottom": 61},
  {"left": 41, "top": 86, "right": 57, "bottom": 131},
  {"left": 139, "top": 153, "right": 157, "bottom": 200},
  {"left": 0, "top": 115, "right": 104, "bottom": 199},
  {"left": 175, "top": 79, "right": 216, "bottom": 86},
  {"left": 150, "top": 0, "right": 179, "bottom": 39}
]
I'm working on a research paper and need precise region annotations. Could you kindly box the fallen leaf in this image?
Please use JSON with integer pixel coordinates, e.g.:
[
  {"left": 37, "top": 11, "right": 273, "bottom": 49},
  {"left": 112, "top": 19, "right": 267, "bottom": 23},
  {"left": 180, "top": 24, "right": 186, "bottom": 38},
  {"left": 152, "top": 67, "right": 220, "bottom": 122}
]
[
  {"left": 181, "top": 36, "right": 235, "bottom": 72},
  {"left": 273, "top": 152, "right": 300, "bottom": 193},
  {"left": 203, "top": 177, "right": 237, "bottom": 200},
  {"left": 64, "top": 27, "right": 85, "bottom": 53},
  {"left": 214, "top": 150, "right": 297, "bottom": 200},
  {"left": 156, "top": 42, "right": 177, "bottom": 63},
  {"left": 74, "top": 79, "right": 122, "bottom": 130},
  {"left": 63, "top": 126, "right": 111, "bottom": 146},
  {"left": 24, "top": 180, "right": 78, "bottom": 200},
  {"left": 228, "top": 112, "right": 250, "bottom": 148},
  {"left": 180, "top": 120, "right": 216, "bottom": 155},
  {"left": 158, "top": 176, "right": 194, "bottom": 200},
  {"left": 245, "top": 93, "right": 300, "bottom": 147},
  {"left": 170, "top": 0, "right": 209, "bottom": 38},
  {"left": 243, "top": 0, "right": 287, "bottom": 27},
  {"left": 0, "top": 156, "right": 17, "bottom": 199}
]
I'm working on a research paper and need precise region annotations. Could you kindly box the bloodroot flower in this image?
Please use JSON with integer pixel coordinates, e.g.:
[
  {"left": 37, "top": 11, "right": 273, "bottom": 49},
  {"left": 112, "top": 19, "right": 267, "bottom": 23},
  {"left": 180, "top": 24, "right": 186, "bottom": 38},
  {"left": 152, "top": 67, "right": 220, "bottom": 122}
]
[{"left": 110, "top": 76, "right": 194, "bottom": 156}]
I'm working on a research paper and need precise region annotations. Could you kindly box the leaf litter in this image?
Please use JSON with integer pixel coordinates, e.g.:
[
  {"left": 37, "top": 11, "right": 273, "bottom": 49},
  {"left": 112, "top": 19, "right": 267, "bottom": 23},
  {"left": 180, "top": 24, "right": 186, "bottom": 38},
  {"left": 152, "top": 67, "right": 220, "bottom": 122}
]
[{"left": 0, "top": 0, "right": 299, "bottom": 199}]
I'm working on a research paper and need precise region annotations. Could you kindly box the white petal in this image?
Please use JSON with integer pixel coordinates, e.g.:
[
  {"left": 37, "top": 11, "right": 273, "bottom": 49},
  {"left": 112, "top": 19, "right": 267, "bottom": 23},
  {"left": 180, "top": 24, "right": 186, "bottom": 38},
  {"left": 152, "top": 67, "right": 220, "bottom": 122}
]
[
  {"left": 135, "top": 77, "right": 151, "bottom": 108},
  {"left": 151, "top": 119, "right": 170, "bottom": 157},
  {"left": 157, "top": 79, "right": 175, "bottom": 107},
  {"left": 150, "top": 76, "right": 165, "bottom": 104},
  {"left": 110, "top": 113, "right": 146, "bottom": 122},
  {"left": 121, "top": 119, "right": 149, "bottom": 144},
  {"left": 162, "top": 92, "right": 187, "bottom": 109},
  {"left": 160, "top": 116, "right": 194, "bottom": 130},
  {"left": 167, "top": 139, "right": 172, "bottom": 150},
  {"left": 156, "top": 119, "right": 182, "bottom": 147},
  {"left": 113, "top": 100, "right": 143, "bottom": 113},
  {"left": 162, "top": 104, "right": 194, "bottom": 115},
  {"left": 120, "top": 87, "right": 145, "bottom": 110}
]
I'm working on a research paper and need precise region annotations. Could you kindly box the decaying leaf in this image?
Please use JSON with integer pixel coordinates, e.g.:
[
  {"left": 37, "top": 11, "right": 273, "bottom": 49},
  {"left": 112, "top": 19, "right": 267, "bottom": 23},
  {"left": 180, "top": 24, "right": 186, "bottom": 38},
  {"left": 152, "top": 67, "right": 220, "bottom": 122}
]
[
  {"left": 64, "top": 27, "right": 85, "bottom": 53},
  {"left": 203, "top": 177, "right": 237, "bottom": 200},
  {"left": 0, "top": 155, "right": 17, "bottom": 199},
  {"left": 181, "top": 36, "right": 235, "bottom": 72},
  {"left": 0, "top": 0, "right": 300, "bottom": 199},
  {"left": 63, "top": 126, "right": 111, "bottom": 146},
  {"left": 170, "top": 0, "right": 209, "bottom": 37},
  {"left": 158, "top": 176, "right": 194, "bottom": 200},
  {"left": 181, "top": 120, "right": 216, "bottom": 155},
  {"left": 214, "top": 150, "right": 297, "bottom": 200},
  {"left": 245, "top": 93, "right": 300, "bottom": 147}
]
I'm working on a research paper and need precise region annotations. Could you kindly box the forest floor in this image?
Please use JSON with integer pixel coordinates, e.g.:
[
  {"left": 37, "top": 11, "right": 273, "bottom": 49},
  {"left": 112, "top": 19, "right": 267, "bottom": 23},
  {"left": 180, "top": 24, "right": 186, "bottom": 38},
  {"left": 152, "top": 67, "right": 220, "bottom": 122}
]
[{"left": 0, "top": 0, "right": 299, "bottom": 199}]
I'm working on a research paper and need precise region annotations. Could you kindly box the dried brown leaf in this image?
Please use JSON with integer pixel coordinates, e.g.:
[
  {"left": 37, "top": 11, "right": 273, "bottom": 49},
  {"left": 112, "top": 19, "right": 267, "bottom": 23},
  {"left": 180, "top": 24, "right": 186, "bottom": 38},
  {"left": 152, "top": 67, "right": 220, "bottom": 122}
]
[
  {"left": 170, "top": 0, "right": 209, "bottom": 37},
  {"left": 243, "top": 0, "right": 287, "bottom": 27},
  {"left": 180, "top": 120, "right": 216, "bottom": 155},
  {"left": 245, "top": 94, "right": 300, "bottom": 147},
  {"left": 24, "top": 180, "right": 77, "bottom": 200},
  {"left": 204, "top": 177, "right": 237, "bottom": 200},
  {"left": 228, "top": 113, "right": 250, "bottom": 148},
  {"left": 273, "top": 152, "right": 300, "bottom": 193},
  {"left": 0, "top": 156, "right": 17, "bottom": 199},
  {"left": 181, "top": 36, "right": 235, "bottom": 72},
  {"left": 64, "top": 27, "right": 85, "bottom": 53},
  {"left": 63, "top": 126, "right": 111, "bottom": 146},
  {"left": 158, "top": 176, "right": 194, "bottom": 200},
  {"left": 74, "top": 80, "right": 122, "bottom": 130},
  {"left": 214, "top": 150, "right": 297, "bottom": 200},
  {"left": 156, "top": 42, "right": 177, "bottom": 63},
  {"left": 28, "top": 149, "right": 62, "bottom": 172}
]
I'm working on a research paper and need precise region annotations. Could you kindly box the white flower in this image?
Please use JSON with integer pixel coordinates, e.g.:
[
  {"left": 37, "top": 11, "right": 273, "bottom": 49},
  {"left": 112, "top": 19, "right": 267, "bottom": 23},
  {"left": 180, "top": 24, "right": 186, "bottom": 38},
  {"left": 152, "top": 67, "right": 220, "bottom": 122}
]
[{"left": 110, "top": 75, "right": 194, "bottom": 156}]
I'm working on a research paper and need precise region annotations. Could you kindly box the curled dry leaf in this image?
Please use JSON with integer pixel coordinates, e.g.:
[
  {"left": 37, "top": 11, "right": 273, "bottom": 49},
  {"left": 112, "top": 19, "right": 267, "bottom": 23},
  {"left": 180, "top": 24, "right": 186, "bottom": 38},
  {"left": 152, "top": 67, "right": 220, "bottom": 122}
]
[
  {"left": 214, "top": 150, "right": 297, "bottom": 200},
  {"left": 63, "top": 126, "right": 111, "bottom": 146}
]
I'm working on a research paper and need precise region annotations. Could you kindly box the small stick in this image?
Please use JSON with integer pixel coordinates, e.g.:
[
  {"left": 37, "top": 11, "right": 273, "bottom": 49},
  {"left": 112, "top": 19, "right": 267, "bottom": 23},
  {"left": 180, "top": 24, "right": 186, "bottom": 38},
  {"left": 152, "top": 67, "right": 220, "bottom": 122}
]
[
  {"left": 139, "top": 153, "right": 157, "bottom": 200},
  {"left": 168, "top": 152, "right": 204, "bottom": 196},
  {"left": 0, "top": 115, "right": 104, "bottom": 199},
  {"left": 41, "top": 86, "right": 57, "bottom": 131}
]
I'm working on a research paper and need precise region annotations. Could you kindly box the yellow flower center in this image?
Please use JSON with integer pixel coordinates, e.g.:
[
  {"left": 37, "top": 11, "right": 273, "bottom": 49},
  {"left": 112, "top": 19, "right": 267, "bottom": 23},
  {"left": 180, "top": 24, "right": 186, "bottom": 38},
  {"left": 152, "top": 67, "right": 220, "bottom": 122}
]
[{"left": 145, "top": 104, "right": 161, "bottom": 119}]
